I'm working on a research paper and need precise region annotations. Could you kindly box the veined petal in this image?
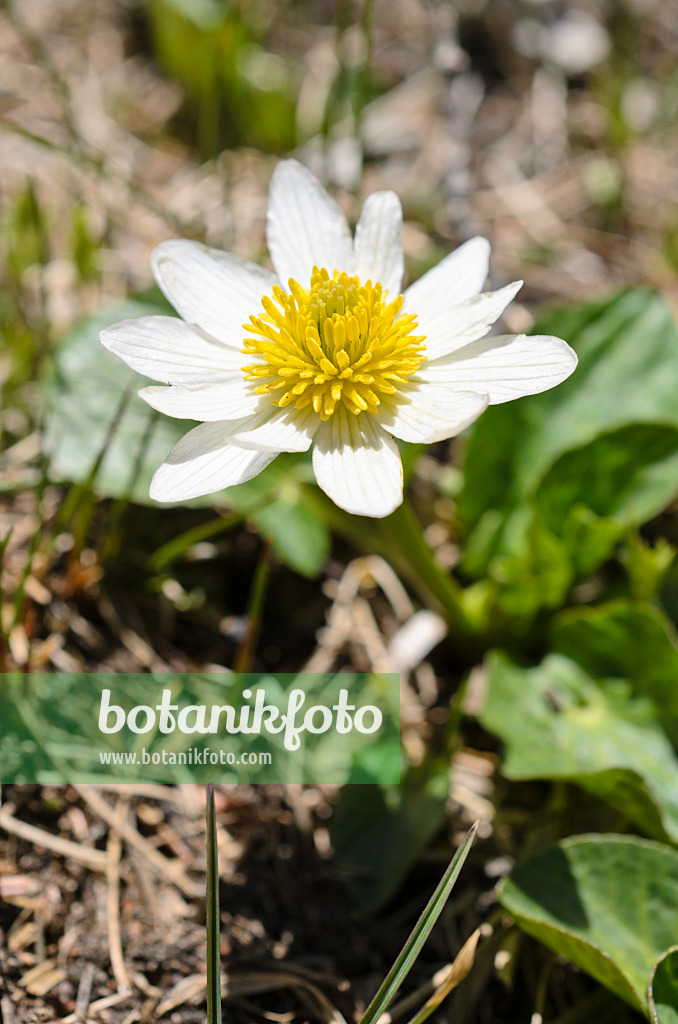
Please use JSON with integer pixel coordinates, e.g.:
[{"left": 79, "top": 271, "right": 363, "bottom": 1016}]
[
  {"left": 403, "top": 236, "right": 491, "bottom": 319},
  {"left": 353, "top": 191, "right": 404, "bottom": 298},
  {"left": 100, "top": 316, "right": 246, "bottom": 384},
  {"left": 419, "top": 333, "right": 578, "bottom": 404},
  {"left": 139, "top": 380, "right": 263, "bottom": 421},
  {"left": 418, "top": 281, "right": 523, "bottom": 360},
  {"left": 266, "top": 159, "right": 354, "bottom": 288},
  {"left": 150, "top": 423, "right": 276, "bottom": 502},
  {"left": 312, "top": 407, "right": 403, "bottom": 518},
  {"left": 230, "top": 404, "right": 320, "bottom": 453},
  {"left": 151, "top": 240, "right": 275, "bottom": 348},
  {"left": 379, "top": 383, "right": 488, "bottom": 443}
]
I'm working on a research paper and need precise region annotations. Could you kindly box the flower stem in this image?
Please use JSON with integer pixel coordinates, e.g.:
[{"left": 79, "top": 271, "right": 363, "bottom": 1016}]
[
  {"left": 379, "top": 499, "right": 490, "bottom": 658},
  {"left": 307, "top": 488, "right": 493, "bottom": 660},
  {"left": 233, "top": 538, "right": 271, "bottom": 673}
]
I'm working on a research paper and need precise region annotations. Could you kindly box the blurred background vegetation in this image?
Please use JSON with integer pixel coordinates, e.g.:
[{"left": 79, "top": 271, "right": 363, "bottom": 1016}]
[{"left": 2, "top": 1, "right": 678, "bottom": 1023}]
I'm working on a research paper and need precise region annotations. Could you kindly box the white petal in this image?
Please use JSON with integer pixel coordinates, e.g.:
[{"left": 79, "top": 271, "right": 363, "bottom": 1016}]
[
  {"left": 419, "top": 334, "right": 578, "bottom": 404},
  {"left": 139, "top": 380, "right": 264, "bottom": 421},
  {"left": 266, "top": 159, "right": 354, "bottom": 287},
  {"left": 230, "top": 404, "right": 320, "bottom": 453},
  {"left": 378, "top": 384, "right": 489, "bottom": 443},
  {"left": 312, "top": 408, "right": 403, "bottom": 517},
  {"left": 403, "top": 237, "right": 491, "bottom": 319},
  {"left": 353, "top": 191, "right": 404, "bottom": 297},
  {"left": 100, "top": 316, "right": 247, "bottom": 383},
  {"left": 150, "top": 423, "right": 276, "bottom": 502},
  {"left": 418, "top": 281, "right": 523, "bottom": 360},
  {"left": 151, "top": 240, "right": 275, "bottom": 348}
]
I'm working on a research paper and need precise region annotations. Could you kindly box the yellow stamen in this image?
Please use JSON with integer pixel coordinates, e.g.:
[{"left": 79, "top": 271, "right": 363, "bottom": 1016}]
[{"left": 241, "top": 266, "right": 426, "bottom": 421}]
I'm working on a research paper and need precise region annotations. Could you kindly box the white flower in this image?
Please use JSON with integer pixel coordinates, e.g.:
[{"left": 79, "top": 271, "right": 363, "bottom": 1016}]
[{"left": 100, "top": 159, "right": 577, "bottom": 518}]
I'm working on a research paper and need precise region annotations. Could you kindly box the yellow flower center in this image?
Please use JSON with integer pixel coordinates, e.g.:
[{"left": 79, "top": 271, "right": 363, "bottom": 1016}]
[{"left": 241, "top": 267, "right": 426, "bottom": 420}]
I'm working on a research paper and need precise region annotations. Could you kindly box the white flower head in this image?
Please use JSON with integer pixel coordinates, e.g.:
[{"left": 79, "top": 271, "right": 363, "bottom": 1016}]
[{"left": 100, "top": 160, "right": 577, "bottom": 517}]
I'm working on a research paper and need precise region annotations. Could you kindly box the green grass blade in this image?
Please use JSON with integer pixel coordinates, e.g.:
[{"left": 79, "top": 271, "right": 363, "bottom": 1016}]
[
  {"left": 358, "top": 822, "right": 478, "bottom": 1024},
  {"left": 10, "top": 520, "right": 41, "bottom": 635},
  {"left": 403, "top": 927, "right": 481, "bottom": 1024},
  {"left": 0, "top": 527, "right": 13, "bottom": 591},
  {"left": 150, "top": 512, "right": 243, "bottom": 570},
  {"left": 233, "top": 538, "right": 272, "bottom": 674},
  {"left": 57, "top": 380, "right": 133, "bottom": 536},
  {"left": 0, "top": 528, "right": 14, "bottom": 666},
  {"left": 206, "top": 784, "right": 222, "bottom": 1024}
]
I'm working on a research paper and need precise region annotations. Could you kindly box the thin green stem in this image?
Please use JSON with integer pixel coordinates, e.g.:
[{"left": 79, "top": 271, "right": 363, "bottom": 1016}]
[
  {"left": 233, "top": 538, "right": 272, "bottom": 673},
  {"left": 101, "top": 411, "right": 160, "bottom": 565},
  {"left": 380, "top": 499, "right": 487, "bottom": 658},
  {"left": 149, "top": 512, "right": 244, "bottom": 571},
  {"left": 309, "top": 488, "right": 492, "bottom": 659},
  {"left": 10, "top": 520, "right": 42, "bottom": 642},
  {"left": 206, "top": 785, "right": 222, "bottom": 1024},
  {"left": 0, "top": 529, "right": 14, "bottom": 672},
  {"left": 355, "top": 0, "right": 376, "bottom": 133},
  {"left": 383, "top": 501, "right": 466, "bottom": 618},
  {"left": 57, "top": 381, "right": 134, "bottom": 538}
]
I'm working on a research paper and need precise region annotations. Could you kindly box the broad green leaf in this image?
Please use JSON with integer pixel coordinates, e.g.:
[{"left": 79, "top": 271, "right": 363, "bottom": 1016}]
[
  {"left": 560, "top": 505, "right": 626, "bottom": 577},
  {"left": 554, "top": 603, "right": 678, "bottom": 748},
  {"left": 488, "top": 506, "right": 573, "bottom": 617},
  {"left": 536, "top": 424, "right": 678, "bottom": 537},
  {"left": 480, "top": 648, "right": 678, "bottom": 842},
  {"left": 498, "top": 835, "right": 678, "bottom": 1015},
  {"left": 42, "top": 301, "right": 329, "bottom": 576},
  {"left": 255, "top": 495, "right": 329, "bottom": 578},
  {"left": 459, "top": 289, "right": 678, "bottom": 576},
  {"left": 43, "top": 300, "right": 195, "bottom": 506},
  {"left": 650, "top": 948, "right": 678, "bottom": 1024},
  {"left": 331, "top": 769, "right": 449, "bottom": 912}
]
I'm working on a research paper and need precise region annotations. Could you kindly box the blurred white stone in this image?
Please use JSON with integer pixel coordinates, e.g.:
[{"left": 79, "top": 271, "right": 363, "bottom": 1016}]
[
  {"left": 433, "top": 39, "right": 469, "bottom": 74},
  {"left": 621, "top": 79, "right": 660, "bottom": 132},
  {"left": 514, "top": 11, "right": 610, "bottom": 75},
  {"left": 513, "top": 18, "right": 543, "bottom": 60},
  {"left": 386, "top": 610, "right": 447, "bottom": 673},
  {"left": 543, "top": 11, "right": 610, "bottom": 75}
]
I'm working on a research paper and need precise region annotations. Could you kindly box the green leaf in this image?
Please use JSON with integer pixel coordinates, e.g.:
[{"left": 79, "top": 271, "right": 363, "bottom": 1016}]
[
  {"left": 624, "top": 534, "right": 676, "bottom": 602},
  {"left": 358, "top": 822, "right": 477, "bottom": 1024},
  {"left": 43, "top": 300, "right": 191, "bottom": 506},
  {"left": 331, "top": 769, "right": 450, "bottom": 912},
  {"left": 498, "top": 835, "right": 678, "bottom": 1015},
  {"left": 147, "top": 0, "right": 297, "bottom": 156},
  {"left": 554, "top": 602, "right": 678, "bottom": 748},
  {"left": 536, "top": 424, "right": 678, "bottom": 536},
  {"left": 158, "top": 0, "right": 224, "bottom": 29},
  {"left": 489, "top": 507, "right": 574, "bottom": 617},
  {"left": 650, "top": 948, "right": 678, "bottom": 1024},
  {"left": 480, "top": 647, "right": 678, "bottom": 842},
  {"left": 255, "top": 495, "right": 329, "bottom": 578},
  {"left": 42, "top": 301, "right": 329, "bottom": 576},
  {"left": 560, "top": 505, "right": 626, "bottom": 577},
  {"left": 205, "top": 784, "right": 222, "bottom": 1024},
  {"left": 459, "top": 289, "right": 678, "bottom": 576}
]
